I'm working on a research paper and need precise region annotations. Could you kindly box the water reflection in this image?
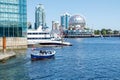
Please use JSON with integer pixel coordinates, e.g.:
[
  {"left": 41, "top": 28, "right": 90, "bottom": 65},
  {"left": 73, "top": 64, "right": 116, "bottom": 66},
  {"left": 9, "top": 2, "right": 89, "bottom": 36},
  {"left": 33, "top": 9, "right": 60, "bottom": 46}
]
[{"left": 0, "top": 50, "right": 31, "bottom": 80}]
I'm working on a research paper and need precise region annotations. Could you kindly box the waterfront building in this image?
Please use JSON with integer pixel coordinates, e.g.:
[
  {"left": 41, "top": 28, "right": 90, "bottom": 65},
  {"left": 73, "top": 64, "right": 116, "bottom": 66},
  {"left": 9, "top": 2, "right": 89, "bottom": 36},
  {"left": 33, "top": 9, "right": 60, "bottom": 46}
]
[
  {"left": 64, "top": 14, "right": 94, "bottom": 37},
  {"left": 60, "top": 12, "right": 70, "bottom": 30},
  {"left": 64, "top": 29, "right": 94, "bottom": 38},
  {"left": 52, "top": 21, "right": 60, "bottom": 30},
  {"left": 51, "top": 21, "right": 61, "bottom": 38},
  {"left": 0, "top": 0, "right": 27, "bottom": 37},
  {"left": 69, "top": 15, "right": 86, "bottom": 30},
  {"left": 34, "top": 4, "right": 46, "bottom": 29},
  {"left": 0, "top": 0, "right": 27, "bottom": 49}
]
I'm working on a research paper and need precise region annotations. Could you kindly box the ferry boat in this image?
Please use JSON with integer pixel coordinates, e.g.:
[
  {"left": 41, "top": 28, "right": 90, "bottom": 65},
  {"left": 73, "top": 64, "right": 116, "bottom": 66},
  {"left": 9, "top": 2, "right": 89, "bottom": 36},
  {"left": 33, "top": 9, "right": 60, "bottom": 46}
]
[
  {"left": 31, "top": 48, "right": 56, "bottom": 60},
  {"left": 27, "top": 26, "right": 72, "bottom": 46}
]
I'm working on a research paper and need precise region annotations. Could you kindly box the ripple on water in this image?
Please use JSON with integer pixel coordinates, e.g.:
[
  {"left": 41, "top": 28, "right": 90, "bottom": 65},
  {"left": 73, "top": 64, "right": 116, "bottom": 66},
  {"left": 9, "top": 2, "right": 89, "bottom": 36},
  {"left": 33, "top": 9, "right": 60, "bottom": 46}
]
[{"left": 1, "top": 38, "right": 120, "bottom": 80}]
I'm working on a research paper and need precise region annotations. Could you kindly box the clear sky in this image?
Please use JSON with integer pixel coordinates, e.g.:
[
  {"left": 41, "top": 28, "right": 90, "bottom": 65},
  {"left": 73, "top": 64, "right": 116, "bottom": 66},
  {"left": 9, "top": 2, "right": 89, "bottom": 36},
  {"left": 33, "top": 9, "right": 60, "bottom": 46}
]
[{"left": 27, "top": 0, "right": 120, "bottom": 30}]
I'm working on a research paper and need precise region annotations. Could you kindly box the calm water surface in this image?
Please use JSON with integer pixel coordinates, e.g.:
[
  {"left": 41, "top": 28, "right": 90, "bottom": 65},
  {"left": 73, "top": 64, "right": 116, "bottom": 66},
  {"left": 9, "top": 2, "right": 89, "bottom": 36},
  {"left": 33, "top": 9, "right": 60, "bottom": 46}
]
[{"left": 0, "top": 37, "right": 120, "bottom": 80}]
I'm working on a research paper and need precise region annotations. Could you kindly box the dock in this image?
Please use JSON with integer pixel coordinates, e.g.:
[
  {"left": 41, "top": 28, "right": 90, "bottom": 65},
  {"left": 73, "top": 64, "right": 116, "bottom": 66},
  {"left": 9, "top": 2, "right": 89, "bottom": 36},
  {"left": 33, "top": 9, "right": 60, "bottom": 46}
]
[
  {"left": 0, "top": 51, "right": 16, "bottom": 62},
  {"left": 0, "top": 36, "right": 16, "bottom": 62}
]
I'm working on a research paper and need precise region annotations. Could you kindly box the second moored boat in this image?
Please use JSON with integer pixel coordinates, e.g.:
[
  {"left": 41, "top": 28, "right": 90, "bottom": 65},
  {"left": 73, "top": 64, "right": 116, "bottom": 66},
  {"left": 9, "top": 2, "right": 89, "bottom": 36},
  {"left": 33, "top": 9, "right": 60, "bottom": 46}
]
[{"left": 27, "top": 26, "right": 72, "bottom": 46}]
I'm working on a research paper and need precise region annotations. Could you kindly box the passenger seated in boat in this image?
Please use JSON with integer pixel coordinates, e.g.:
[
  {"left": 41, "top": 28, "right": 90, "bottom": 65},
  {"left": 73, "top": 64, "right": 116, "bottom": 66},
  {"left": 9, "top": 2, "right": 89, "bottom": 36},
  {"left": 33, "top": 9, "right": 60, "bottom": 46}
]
[
  {"left": 47, "top": 51, "right": 52, "bottom": 54},
  {"left": 44, "top": 51, "right": 47, "bottom": 54},
  {"left": 40, "top": 51, "right": 46, "bottom": 54},
  {"left": 40, "top": 50, "right": 43, "bottom": 53},
  {"left": 49, "top": 51, "right": 52, "bottom": 54},
  {"left": 40, "top": 50, "right": 44, "bottom": 55}
]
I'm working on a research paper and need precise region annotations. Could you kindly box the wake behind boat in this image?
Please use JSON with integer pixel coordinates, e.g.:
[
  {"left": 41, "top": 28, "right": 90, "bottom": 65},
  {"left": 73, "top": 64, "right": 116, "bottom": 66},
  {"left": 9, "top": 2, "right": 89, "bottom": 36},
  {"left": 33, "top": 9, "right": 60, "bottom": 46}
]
[{"left": 31, "top": 48, "right": 56, "bottom": 60}]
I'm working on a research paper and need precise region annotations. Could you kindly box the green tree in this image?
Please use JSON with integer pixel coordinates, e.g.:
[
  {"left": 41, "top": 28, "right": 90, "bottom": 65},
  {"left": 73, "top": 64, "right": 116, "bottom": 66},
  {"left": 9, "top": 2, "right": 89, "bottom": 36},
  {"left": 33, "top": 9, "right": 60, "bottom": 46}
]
[
  {"left": 94, "top": 30, "right": 101, "bottom": 35},
  {"left": 101, "top": 29, "right": 106, "bottom": 35},
  {"left": 106, "top": 29, "right": 113, "bottom": 35},
  {"left": 113, "top": 30, "right": 119, "bottom": 34}
]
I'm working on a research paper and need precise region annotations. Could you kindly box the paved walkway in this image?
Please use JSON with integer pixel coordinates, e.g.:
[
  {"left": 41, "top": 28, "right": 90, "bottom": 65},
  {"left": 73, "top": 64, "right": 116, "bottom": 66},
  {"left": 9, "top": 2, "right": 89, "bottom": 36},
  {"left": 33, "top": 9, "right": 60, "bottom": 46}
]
[{"left": 0, "top": 51, "right": 16, "bottom": 61}]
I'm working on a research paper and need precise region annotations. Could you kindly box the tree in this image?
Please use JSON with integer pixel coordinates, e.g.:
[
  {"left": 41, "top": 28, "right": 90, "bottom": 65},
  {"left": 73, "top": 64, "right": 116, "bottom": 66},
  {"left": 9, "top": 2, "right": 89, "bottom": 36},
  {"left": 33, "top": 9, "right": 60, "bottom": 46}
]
[
  {"left": 113, "top": 30, "right": 119, "bottom": 34},
  {"left": 106, "top": 29, "right": 113, "bottom": 35},
  {"left": 101, "top": 29, "right": 106, "bottom": 35},
  {"left": 94, "top": 30, "right": 101, "bottom": 35}
]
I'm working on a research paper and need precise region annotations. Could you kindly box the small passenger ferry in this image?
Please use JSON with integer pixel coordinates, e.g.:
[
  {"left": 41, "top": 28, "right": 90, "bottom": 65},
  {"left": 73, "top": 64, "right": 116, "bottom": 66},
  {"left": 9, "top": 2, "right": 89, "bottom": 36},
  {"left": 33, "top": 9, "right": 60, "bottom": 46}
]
[{"left": 31, "top": 48, "right": 56, "bottom": 60}]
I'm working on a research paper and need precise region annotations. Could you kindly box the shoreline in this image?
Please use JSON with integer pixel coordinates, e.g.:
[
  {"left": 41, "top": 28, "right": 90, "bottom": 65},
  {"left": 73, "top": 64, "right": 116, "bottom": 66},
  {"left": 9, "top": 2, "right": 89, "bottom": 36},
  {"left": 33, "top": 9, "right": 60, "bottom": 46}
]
[
  {"left": 0, "top": 51, "right": 16, "bottom": 62},
  {"left": 64, "top": 35, "right": 120, "bottom": 38}
]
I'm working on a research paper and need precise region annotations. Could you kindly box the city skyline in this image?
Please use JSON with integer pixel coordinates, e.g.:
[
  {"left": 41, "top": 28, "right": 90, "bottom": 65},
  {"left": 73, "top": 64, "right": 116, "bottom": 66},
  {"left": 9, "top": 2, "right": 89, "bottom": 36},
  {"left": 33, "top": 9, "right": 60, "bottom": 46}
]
[{"left": 27, "top": 0, "right": 120, "bottom": 30}]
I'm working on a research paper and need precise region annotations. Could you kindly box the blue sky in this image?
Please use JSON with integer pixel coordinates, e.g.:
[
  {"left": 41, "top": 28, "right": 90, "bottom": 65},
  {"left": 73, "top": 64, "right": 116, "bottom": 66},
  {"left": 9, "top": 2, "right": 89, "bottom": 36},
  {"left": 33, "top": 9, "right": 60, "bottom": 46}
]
[{"left": 27, "top": 0, "right": 120, "bottom": 30}]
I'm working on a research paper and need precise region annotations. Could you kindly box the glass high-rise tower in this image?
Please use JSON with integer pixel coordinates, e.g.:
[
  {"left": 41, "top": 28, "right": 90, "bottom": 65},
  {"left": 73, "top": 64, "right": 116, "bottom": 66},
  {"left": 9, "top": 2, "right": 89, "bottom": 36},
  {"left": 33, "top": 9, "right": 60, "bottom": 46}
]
[
  {"left": 60, "top": 12, "right": 70, "bottom": 29},
  {"left": 0, "top": 0, "right": 27, "bottom": 37},
  {"left": 35, "top": 4, "right": 46, "bottom": 29}
]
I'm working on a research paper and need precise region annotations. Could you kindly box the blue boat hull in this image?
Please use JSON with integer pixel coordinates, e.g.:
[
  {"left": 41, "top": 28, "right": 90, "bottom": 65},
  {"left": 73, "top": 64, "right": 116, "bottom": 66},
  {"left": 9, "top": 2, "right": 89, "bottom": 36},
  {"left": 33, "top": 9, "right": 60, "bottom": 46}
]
[{"left": 31, "top": 54, "right": 54, "bottom": 60}]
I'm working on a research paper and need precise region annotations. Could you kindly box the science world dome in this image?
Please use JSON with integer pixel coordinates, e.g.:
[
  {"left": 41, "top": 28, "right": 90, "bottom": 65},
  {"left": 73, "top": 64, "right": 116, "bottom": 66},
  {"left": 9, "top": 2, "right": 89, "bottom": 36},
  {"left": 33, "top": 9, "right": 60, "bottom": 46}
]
[{"left": 69, "top": 15, "right": 86, "bottom": 29}]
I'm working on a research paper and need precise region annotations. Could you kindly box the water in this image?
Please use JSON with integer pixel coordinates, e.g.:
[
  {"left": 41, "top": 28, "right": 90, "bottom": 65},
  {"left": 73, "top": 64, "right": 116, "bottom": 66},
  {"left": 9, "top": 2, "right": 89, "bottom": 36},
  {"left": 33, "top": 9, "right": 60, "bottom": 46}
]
[{"left": 0, "top": 37, "right": 120, "bottom": 80}]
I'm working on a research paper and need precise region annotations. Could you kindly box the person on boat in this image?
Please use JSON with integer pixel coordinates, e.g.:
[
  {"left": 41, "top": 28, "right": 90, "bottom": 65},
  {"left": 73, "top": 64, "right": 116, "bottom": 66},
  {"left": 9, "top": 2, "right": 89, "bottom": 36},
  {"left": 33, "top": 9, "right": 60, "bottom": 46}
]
[
  {"left": 40, "top": 50, "right": 44, "bottom": 55},
  {"left": 47, "top": 51, "right": 52, "bottom": 54},
  {"left": 49, "top": 51, "right": 52, "bottom": 54},
  {"left": 44, "top": 51, "right": 47, "bottom": 54},
  {"left": 40, "top": 50, "right": 42, "bottom": 53}
]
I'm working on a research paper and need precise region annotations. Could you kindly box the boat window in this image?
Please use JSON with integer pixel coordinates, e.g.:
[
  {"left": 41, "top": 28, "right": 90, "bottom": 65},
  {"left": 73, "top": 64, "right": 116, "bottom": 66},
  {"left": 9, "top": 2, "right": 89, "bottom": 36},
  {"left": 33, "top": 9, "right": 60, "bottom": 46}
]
[
  {"left": 28, "top": 33, "right": 32, "bottom": 35},
  {"left": 27, "top": 38, "right": 51, "bottom": 39}
]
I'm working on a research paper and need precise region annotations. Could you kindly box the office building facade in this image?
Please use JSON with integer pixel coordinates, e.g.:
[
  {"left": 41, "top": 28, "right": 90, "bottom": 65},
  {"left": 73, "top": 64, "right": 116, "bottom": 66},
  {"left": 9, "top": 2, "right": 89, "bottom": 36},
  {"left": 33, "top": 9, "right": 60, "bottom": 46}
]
[
  {"left": 35, "top": 4, "right": 46, "bottom": 29},
  {"left": 0, "top": 0, "right": 27, "bottom": 37},
  {"left": 64, "top": 14, "right": 94, "bottom": 38},
  {"left": 0, "top": 0, "right": 27, "bottom": 49},
  {"left": 60, "top": 12, "right": 70, "bottom": 30},
  {"left": 52, "top": 21, "right": 60, "bottom": 30}
]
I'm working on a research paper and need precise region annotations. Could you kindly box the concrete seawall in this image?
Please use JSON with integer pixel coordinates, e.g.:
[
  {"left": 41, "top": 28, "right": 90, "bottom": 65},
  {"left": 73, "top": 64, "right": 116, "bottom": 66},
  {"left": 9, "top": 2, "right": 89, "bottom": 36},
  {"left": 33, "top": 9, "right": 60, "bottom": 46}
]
[
  {"left": 0, "top": 37, "right": 27, "bottom": 50},
  {"left": 0, "top": 51, "right": 16, "bottom": 62}
]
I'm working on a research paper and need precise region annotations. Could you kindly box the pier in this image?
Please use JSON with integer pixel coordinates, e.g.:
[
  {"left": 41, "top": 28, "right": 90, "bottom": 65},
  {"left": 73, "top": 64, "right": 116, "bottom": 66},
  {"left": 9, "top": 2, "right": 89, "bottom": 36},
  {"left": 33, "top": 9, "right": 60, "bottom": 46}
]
[
  {"left": 0, "top": 52, "right": 16, "bottom": 62},
  {"left": 0, "top": 37, "right": 16, "bottom": 62}
]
